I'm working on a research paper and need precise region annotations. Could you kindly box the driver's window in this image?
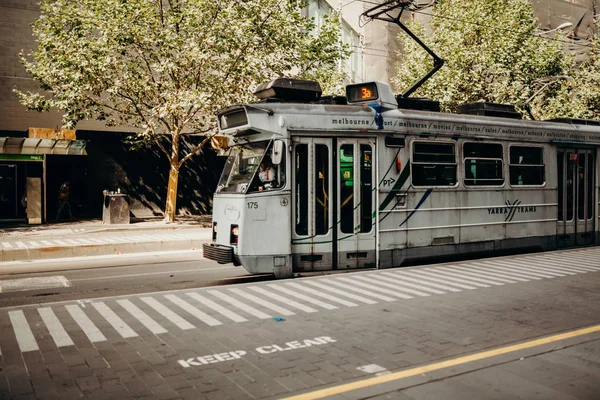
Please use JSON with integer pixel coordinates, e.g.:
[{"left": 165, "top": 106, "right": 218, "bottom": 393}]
[{"left": 251, "top": 143, "right": 286, "bottom": 192}]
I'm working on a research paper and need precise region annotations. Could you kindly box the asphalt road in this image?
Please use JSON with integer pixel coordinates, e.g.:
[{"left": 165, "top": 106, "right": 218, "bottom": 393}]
[
  {"left": 0, "top": 247, "right": 598, "bottom": 399},
  {"left": 0, "top": 256, "right": 262, "bottom": 308}
]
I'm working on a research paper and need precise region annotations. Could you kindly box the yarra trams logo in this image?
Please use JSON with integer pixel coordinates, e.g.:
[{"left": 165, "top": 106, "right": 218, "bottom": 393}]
[{"left": 487, "top": 200, "right": 537, "bottom": 222}]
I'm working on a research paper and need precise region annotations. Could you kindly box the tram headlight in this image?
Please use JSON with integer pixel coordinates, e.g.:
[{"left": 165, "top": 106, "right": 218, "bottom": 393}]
[
  {"left": 212, "top": 222, "right": 218, "bottom": 242},
  {"left": 230, "top": 224, "right": 239, "bottom": 245}
]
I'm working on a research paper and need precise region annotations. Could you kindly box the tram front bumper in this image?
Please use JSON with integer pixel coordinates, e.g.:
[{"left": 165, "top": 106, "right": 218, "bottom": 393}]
[{"left": 202, "top": 243, "right": 241, "bottom": 266}]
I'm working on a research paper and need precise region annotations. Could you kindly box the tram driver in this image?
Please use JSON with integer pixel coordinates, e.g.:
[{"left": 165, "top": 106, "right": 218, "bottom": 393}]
[{"left": 258, "top": 159, "right": 276, "bottom": 189}]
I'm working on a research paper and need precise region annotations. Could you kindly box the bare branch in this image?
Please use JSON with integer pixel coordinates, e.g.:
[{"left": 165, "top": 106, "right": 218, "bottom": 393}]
[{"left": 177, "top": 131, "right": 215, "bottom": 168}]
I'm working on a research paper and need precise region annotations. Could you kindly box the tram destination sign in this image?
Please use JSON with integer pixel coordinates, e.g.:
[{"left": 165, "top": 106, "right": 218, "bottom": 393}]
[
  {"left": 327, "top": 115, "right": 600, "bottom": 144},
  {"left": 0, "top": 154, "right": 43, "bottom": 161}
]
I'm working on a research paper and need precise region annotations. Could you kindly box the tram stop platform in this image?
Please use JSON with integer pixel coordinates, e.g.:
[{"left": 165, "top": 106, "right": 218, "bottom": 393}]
[{"left": 0, "top": 216, "right": 213, "bottom": 275}]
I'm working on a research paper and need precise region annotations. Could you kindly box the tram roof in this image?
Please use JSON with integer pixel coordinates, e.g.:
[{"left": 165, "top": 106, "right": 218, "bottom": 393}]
[{"left": 217, "top": 102, "right": 600, "bottom": 146}]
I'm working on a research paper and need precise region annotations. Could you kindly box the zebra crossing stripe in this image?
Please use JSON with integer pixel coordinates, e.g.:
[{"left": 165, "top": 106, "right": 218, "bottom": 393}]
[
  {"left": 117, "top": 299, "right": 168, "bottom": 335},
  {"left": 426, "top": 267, "right": 506, "bottom": 286},
  {"left": 401, "top": 271, "right": 479, "bottom": 290},
  {"left": 186, "top": 292, "right": 247, "bottom": 323},
  {"left": 526, "top": 257, "right": 597, "bottom": 273},
  {"left": 28, "top": 241, "right": 40, "bottom": 247},
  {"left": 386, "top": 271, "right": 463, "bottom": 293},
  {"left": 2, "top": 242, "right": 13, "bottom": 249},
  {"left": 8, "top": 310, "right": 38, "bottom": 352},
  {"left": 521, "top": 260, "right": 580, "bottom": 275},
  {"left": 302, "top": 281, "right": 379, "bottom": 304},
  {"left": 284, "top": 282, "right": 358, "bottom": 307},
  {"left": 423, "top": 268, "right": 498, "bottom": 287},
  {"left": 65, "top": 305, "right": 106, "bottom": 342},
  {"left": 553, "top": 254, "right": 600, "bottom": 269},
  {"left": 92, "top": 302, "right": 138, "bottom": 338},
  {"left": 41, "top": 240, "right": 53, "bottom": 246},
  {"left": 207, "top": 290, "right": 272, "bottom": 319},
  {"left": 444, "top": 265, "right": 528, "bottom": 282},
  {"left": 352, "top": 275, "right": 430, "bottom": 297},
  {"left": 228, "top": 288, "right": 296, "bottom": 316},
  {"left": 268, "top": 285, "right": 339, "bottom": 310},
  {"left": 486, "top": 261, "right": 563, "bottom": 278},
  {"left": 38, "top": 308, "right": 74, "bottom": 348},
  {"left": 165, "top": 294, "right": 225, "bottom": 326},
  {"left": 473, "top": 262, "right": 553, "bottom": 280},
  {"left": 140, "top": 297, "right": 195, "bottom": 330},
  {"left": 323, "top": 279, "right": 397, "bottom": 301},
  {"left": 248, "top": 286, "right": 319, "bottom": 313},
  {"left": 468, "top": 263, "right": 541, "bottom": 280},
  {"left": 377, "top": 272, "right": 446, "bottom": 294},
  {"left": 335, "top": 277, "right": 414, "bottom": 299}
]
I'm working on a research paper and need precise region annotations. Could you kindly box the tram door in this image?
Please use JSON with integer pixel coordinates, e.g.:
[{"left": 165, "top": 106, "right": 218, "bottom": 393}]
[
  {"left": 291, "top": 137, "right": 376, "bottom": 272},
  {"left": 557, "top": 148, "right": 596, "bottom": 247}
]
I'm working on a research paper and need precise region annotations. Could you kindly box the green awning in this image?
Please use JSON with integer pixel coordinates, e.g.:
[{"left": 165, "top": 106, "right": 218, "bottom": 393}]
[{"left": 0, "top": 137, "right": 87, "bottom": 158}]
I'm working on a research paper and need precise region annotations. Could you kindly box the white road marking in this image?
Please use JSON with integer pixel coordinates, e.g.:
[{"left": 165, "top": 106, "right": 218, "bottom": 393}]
[
  {"left": 284, "top": 282, "right": 358, "bottom": 307},
  {"left": 0, "top": 276, "right": 70, "bottom": 293},
  {"left": 92, "top": 302, "right": 138, "bottom": 338},
  {"left": 117, "top": 299, "right": 167, "bottom": 335},
  {"left": 208, "top": 290, "right": 271, "bottom": 319},
  {"left": 501, "top": 260, "right": 569, "bottom": 276},
  {"left": 482, "top": 261, "right": 561, "bottom": 278},
  {"left": 41, "top": 240, "right": 54, "bottom": 246},
  {"left": 38, "top": 308, "right": 74, "bottom": 348},
  {"left": 2, "top": 242, "right": 13, "bottom": 249},
  {"left": 228, "top": 288, "right": 296, "bottom": 316},
  {"left": 378, "top": 272, "right": 446, "bottom": 294},
  {"left": 186, "top": 292, "right": 247, "bottom": 323},
  {"left": 66, "top": 239, "right": 80, "bottom": 245},
  {"left": 422, "top": 268, "right": 498, "bottom": 287},
  {"left": 470, "top": 262, "right": 546, "bottom": 280},
  {"left": 442, "top": 265, "right": 527, "bottom": 282},
  {"left": 404, "top": 271, "right": 480, "bottom": 290},
  {"left": 65, "top": 304, "right": 106, "bottom": 343},
  {"left": 523, "top": 259, "right": 590, "bottom": 274},
  {"left": 15, "top": 241, "right": 26, "bottom": 249},
  {"left": 27, "top": 241, "right": 40, "bottom": 247},
  {"left": 54, "top": 240, "right": 67, "bottom": 245},
  {"left": 165, "top": 294, "right": 224, "bottom": 326},
  {"left": 352, "top": 275, "right": 431, "bottom": 297},
  {"left": 386, "top": 271, "right": 463, "bottom": 292},
  {"left": 268, "top": 284, "right": 339, "bottom": 310},
  {"left": 303, "top": 280, "right": 379, "bottom": 304},
  {"left": 335, "top": 277, "right": 414, "bottom": 299},
  {"left": 249, "top": 286, "right": 318, "bottom": 313},
  {"left": 8, "top": 310, "right": 38, "bottom": 352},
  {"left": 140, "top": 297, "right": 195, "bottom": 330},
  {"left": 323, "top": 279, "right": 397, "bottom": 301},
  {"left": 426, "top": 267, "right": 506, "bottom": 286}
]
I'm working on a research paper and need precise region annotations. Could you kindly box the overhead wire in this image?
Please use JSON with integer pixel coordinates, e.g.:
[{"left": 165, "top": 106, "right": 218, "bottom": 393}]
[{"left": 341, "top": 0, "right": 592, "bottom": 49}]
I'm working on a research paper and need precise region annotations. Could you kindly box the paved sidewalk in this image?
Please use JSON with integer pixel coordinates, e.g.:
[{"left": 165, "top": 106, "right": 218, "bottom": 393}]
[{"left": 0, "top": 216, "right": 213, "bottom": 265}]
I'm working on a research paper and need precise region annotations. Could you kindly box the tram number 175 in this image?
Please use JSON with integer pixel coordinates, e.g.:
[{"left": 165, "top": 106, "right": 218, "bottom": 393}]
[{"left": 247, "top": 202, "right": 258, "bottom": 209}]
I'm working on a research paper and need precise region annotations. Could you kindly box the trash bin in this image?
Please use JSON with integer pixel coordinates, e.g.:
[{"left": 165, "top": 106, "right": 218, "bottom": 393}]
[{"left": 103, "top": 193, "right": 130, "bottom": 224}]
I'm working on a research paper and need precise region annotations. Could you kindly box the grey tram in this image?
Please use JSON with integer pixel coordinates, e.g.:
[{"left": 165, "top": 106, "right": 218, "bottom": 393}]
[{"left": 203, "top": 79, "right": 600, "bottom": 278}]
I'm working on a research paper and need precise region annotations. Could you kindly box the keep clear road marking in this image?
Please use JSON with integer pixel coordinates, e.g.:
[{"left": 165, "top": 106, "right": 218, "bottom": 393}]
[
  {"left": 283, "top": 324, "right": 600, "bottom": 400},
  {"left": 0, "top": 276, "right": 70, "bottom": 293}
]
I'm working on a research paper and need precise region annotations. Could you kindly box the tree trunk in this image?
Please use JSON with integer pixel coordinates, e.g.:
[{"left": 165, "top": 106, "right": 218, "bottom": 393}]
[
  {"left": 164, "top": 132, "right": 180, "bottom": 222},
  {"left": 164, "top": 168, "right": 179, "bottom": 222}
]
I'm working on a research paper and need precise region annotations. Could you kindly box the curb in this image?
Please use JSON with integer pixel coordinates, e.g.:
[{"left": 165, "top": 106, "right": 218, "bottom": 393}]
[
  {"left": 0, "top": 239, "right": 211, "bottom": 263},
  {"left": 0, "top": 249, "right": 210, "bottom": 275}
]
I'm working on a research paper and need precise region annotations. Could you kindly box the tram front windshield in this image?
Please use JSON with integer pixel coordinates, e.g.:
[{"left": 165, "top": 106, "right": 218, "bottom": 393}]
[{"left": 216, "top": 142, "right": 267, "bottom": 194}]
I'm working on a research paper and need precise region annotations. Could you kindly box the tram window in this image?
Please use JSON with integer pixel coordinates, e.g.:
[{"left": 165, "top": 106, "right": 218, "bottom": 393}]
[
  {"left": 340, "top": 144, "right": 354, "bottom": 234},
  {"left": 412, "top": 142, "right": 457, "bottom": 187},
  {"left": 315, "top": 145, "right": 329, "bottom": 235},
  {"left": 360, "top": 145, "right": 373, "bottom": 233},
  {"left": 509, "top": 146, "right": 545, "bottom": 186},
  {"left": 578, "top": 154, "right": 586, "bottom": 220},
  {"left": 587, "top": 155, "right": 594, "bottom": 220},
  {"left": 249, "top": 142, "right": 286, "bottom": 193},
  {"left": 463, "top": 143, "right": 503, "bottom": 186},
  {"left": 295, "top": 144, "right": 308, "bottom": 235}
]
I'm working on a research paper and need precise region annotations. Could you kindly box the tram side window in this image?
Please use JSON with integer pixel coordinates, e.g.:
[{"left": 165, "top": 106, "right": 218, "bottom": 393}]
[
  {"left": 509, "top": 146, "right": 545, "bottom": 186},
  {"left": 463, "top": 143, "right": 504, "bottom": 186},
  {"left": 412, "top": 142, "right": 457, "bottom": 187}
]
